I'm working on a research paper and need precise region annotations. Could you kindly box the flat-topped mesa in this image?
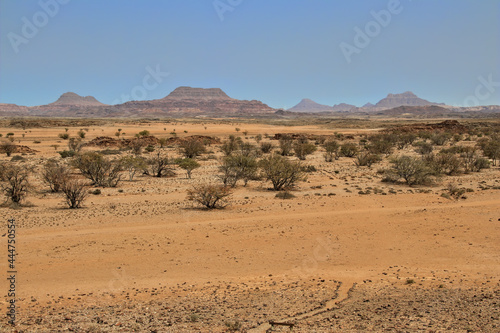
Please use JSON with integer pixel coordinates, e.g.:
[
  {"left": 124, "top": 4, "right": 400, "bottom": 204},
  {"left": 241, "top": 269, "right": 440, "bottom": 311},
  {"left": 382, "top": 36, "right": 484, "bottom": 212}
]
[
  {"left": 375, "top": 91, "right": 436, "bottom": 108},
  {"left": 49, "top": 92, "right": 106, "bottom": 106},
  {"left": 163, "top": 86, "right": 232, "bottom": 100},
  {"left": 117, "top": 86, "right": 275, "bottom": 115}
]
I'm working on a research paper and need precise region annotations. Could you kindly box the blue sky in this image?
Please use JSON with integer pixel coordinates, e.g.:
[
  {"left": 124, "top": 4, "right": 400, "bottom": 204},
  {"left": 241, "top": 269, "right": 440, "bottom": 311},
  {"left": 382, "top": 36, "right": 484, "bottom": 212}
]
[{"left": 0, "top": 0, "right": 498, "bottom": 108}]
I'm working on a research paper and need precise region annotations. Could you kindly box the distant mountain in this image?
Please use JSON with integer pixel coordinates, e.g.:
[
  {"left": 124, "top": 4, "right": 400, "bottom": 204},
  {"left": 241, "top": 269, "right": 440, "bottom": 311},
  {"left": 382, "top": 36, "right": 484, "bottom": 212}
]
[
  {"left": 289, "top": 92, "right": 441, "bottom": 113},
  {"left": 374, "top": 91, "right": 440, "bottom": 108},
  {"left": 29, "top": 92, "right": 107, "bottom": 116},
  {"left": 288, "top": 99, "right": 334, "bottom": 112},
  {"left": 0, "top": 103, "right": 29, "bottom": 116},
  {"left": 0, "top": 88, "right": 498, "bottom": 118},
  {"left": 162, "top": 87, "right": 230, "bottom": 100},
  {"left": 375, "top": 105, "right": 451, "bottom": 117},
  {"left": 26, "top": 87, "right": 275, "bottom": 117},
  {"left": 331, "top": 103, "right": 356, "bottom": 112},
  {"left": 47, "top": 92, "right": 106, "bottom": 107},
  {"left": 115, "top": 86, "right": 275, "bottom": 116}
]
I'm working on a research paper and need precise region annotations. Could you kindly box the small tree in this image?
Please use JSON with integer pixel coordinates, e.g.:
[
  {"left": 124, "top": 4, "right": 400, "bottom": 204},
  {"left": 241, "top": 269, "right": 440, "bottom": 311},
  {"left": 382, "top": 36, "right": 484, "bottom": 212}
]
[
  {"left": 367, "top": 140, "right": 393, "bottom": 156},
  {"left": 259, "top": 154, "right": 305, "bottom": 191},
  {"left": 387, "top": 155, "right": 433, "bottom": 186},
  {"left": 260, "top": 142, "right": 274, "bottom": 154},
  {"left": 179, "top": 138, "right": 206, "bottom": 158},
  {"left": 293, "top": 141, "right": 317, "bottom": 160},
  {"left": 460, "top": 147, "right": 478, "bottom": 173},
  {"left": 323, "top": 140, "right": 339, "bottom": 162},
  {"left": 61, "top": 178, "right": 88, "bottom": 208},
  {"left": 0, "top": 163, "right": 30, "bottom": 204},
  {"left": 1, "top": 141, "right": 16, "bottom": 157},
  {"left": 129, "top": 139, "right": 144, "bottom": 155},
  {"left": 68, "top": 137, "right": 83, "bottom": 153},
  {"left": 219, "top": 153, "right": 258, "bottom": 187},
  {"left": 340, "top": 143, "right": 359, "bottom": 157},
  {"left": 396, "top": 133, "right": 417, "bottom": 149},
  {"left": 414, "top": 141, "right": 433, "bottom": 155},
  {"left": 120, "top": 155, "right": 146, "bottom": 181},
  {"left": 158, "top": 137, "right": 168, "bottom": 148},
  {"left": 72, "top": 152, "right": 122, "bottom": 187},
  {"left": 41, "top": 159, "right": 71, "bottom": 192},
  {"left": 431, "top": 132, "right": 451, "bottom": 146},
  {"left": 145, "top": 151, "right": 172, "bottom": 177},
  {"left": 221, "top": 135, "right": 242, "bottom": 156},
  {"left": 187, "top": 184, "right": 232, "bottom": 209},
  {"left": 279, "top": 137, "right": 293, "bottom": 156},
  {"left": 177, "top": 158, "right": 200, "bottom": 179},
  {"left": 480, "top": 138, "right": 500, "bottom": 166},
  {"left": 355, "top": 152, "right": 381, "bottom": 167},
  {"left": 425, "top": 152, "right": 461, "bottom": 176}
]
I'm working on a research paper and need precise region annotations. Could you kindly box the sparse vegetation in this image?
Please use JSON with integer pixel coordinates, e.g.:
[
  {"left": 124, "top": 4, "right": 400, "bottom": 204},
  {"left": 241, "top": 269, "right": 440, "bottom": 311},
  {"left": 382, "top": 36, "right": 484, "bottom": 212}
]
[
  {"left": 145, "top": 151, "right": 172, "bottom": 177},
  {"left": 323, "top": 140, "right": 340, "bottom": 162},
  {"left": 279, "top": 137, "right": 293, "bottom": 156},
  {"left": 120, "top": 155, "right": 146, "bottom": 181},
  {"left": 177, "top": 158, "right": 201, "bottom": 179},
  {"left": 187, "top": 184, "right": 232, "bottom": 209},
  {"left": 260, "top": 142, "right": 274, "bottom": 154},
  {"left": 259, "top": 154, "right": 305, "bottom": 191},
  {"left": 355, "top": 152, "right": 381, "bottom": 167},
  {"left": 72, "top": 152, "right": 123, "bottom": 187},
  {"left": 1, "top": 141, "right": 16, "bottom": 157},
  {"left": 68, "top": 137, "right": 83, "bottom": 152},
  {"left": 41, "top": 159, "right": 71, "bottom": 192},
  {"left": 385, "top": 155, "right": 434, "bottom": 186},
  {"left": 0, "top": 163, "right": 31, "bottom": 204},
  {"left": 61, "top": 178, "right": 88, "bottom": 208},
  {"left": 219, "top": 153, "right": 258, "bottom": 187},
  {"left": 293, "top": 141, "right": 317, "bottom": 160},
  {"left": 340, "top": 142, "right": 359, "bottom": 157},
  {"left": 179, "top": 138, "right": 206, "bottom": 158}
]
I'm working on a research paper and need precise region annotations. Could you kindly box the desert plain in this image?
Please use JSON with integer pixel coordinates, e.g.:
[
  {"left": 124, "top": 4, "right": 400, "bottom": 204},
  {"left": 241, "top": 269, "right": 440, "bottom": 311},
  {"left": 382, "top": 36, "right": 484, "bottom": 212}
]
[{"left": 0, "top": 118, "right": 499, "bottom": 332}]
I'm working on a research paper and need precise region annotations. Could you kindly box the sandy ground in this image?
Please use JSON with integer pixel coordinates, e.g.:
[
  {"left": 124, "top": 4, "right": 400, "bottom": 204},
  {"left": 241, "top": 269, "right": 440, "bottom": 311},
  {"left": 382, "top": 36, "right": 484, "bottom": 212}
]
[{"left": 0, "top": 120, "right": 499, "bottom": 332}]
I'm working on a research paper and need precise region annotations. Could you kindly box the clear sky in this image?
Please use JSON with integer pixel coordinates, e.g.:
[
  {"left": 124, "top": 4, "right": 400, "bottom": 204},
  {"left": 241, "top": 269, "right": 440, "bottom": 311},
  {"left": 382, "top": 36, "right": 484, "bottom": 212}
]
[{"left": 0, "top": 0, "right": 498, "bottom": 108}]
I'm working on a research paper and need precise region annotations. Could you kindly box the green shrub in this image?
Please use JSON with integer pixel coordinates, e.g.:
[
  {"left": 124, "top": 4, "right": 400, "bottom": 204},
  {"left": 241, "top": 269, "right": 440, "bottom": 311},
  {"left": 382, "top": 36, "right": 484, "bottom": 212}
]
[
  {"left": 340, "top": 143, "right": 359, "bottom": 157},
  {"left": 259, "top": 154, "right": 305, "bottom": 191},
  {"left": 58, "top": 150, "right": 76, "bottom": 158}
]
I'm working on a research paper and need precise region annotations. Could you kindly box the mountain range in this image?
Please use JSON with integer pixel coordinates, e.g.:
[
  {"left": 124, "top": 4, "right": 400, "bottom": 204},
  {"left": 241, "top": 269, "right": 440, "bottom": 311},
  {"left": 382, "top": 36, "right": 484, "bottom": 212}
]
[
  {"left": 288, "top": 91, "right": 443, "bottom": 113},
  {"left": 20, "top": 87, "right": 275, "bottom": 117},
  {"left": 0, "top": 88, "right": 499, "bottom": 118}
]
